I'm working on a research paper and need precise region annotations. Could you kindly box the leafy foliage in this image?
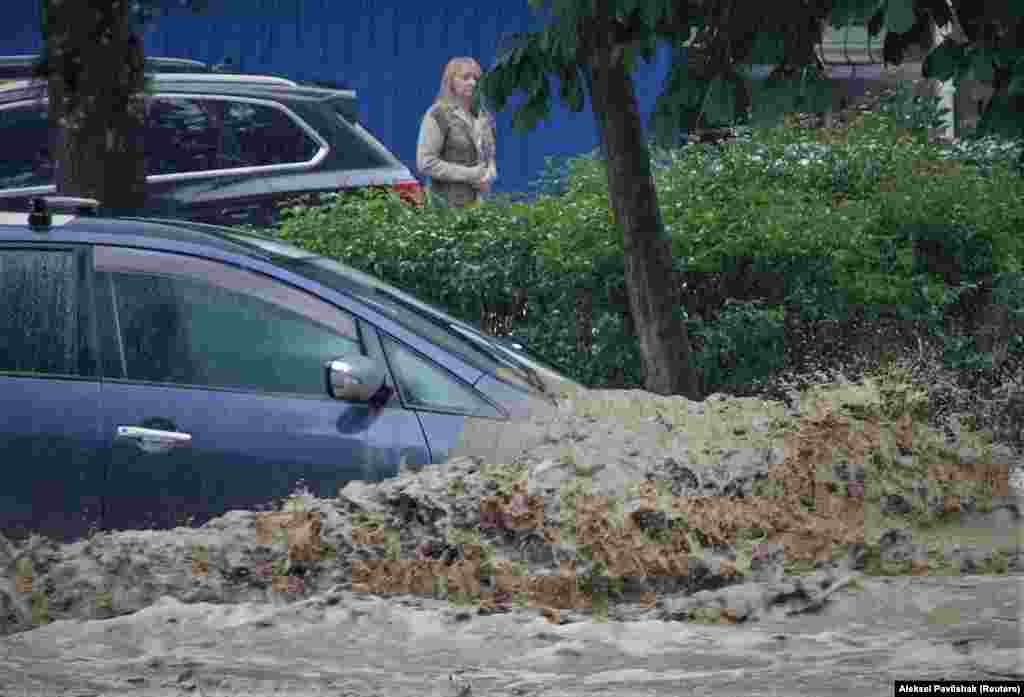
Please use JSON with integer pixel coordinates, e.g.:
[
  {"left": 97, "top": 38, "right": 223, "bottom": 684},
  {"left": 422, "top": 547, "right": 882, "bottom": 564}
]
[
  {"left": 876, "top": 81, "right": 952, "bottom": 131},
  {"left": 272, "top": 109, "right": 1024, "bottom": 401},
  {"left": 483, "top": 1, "right": 1024, "bottom": 143},
  {"left": 478, "top": 0, "right": 1024, "bottom": 398}
]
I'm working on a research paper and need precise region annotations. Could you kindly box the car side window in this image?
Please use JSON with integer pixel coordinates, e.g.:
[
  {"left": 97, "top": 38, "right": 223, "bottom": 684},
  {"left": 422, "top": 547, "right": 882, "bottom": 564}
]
[
  {"left": 0, "top": 104, "right": 54, "bottom": 189},
  {"left": 381, "top": 336, "right": 502, "bottom": 418},
  {"left": 145, "top": 97, "right": 320, "bottom": 176},
  {"left": 95, "top": 246, "right": 362, "bottom": 397},
  {"left": 0, "top": 249, "right": 86, "bottom": 377},
  {"left": 145, "top": 97, "right": 219, "bottom": 176},
  {"left": 332, "top": 119, "right": 398, "bottom": 169},
  {"left": 221, "top": 100, "right": 320, "bottom": 167}
]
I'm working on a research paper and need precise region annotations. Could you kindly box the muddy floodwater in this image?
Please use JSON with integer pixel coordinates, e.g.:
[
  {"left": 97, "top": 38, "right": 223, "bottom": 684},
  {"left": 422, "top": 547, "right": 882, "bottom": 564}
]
[
  {"left": 2, "top": 385, "right": 1021, "bottom": 696},
  {"left": 0, "top": 572, "right": 1020, "bottom": 697}
]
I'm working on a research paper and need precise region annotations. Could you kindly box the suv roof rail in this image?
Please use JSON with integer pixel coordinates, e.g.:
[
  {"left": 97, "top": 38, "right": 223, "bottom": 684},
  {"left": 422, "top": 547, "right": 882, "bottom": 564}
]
[
  {"left": 0, "top": 55, "right": 211, "bottom": 79},
  {"left": 151, "top": 73, "right": 298, "bottom": 87},
  {"left": 295, "top": 77, "right": 354, "bottom": 91},
  {"left": 0, "top": 73, "right": 350, "bottom": 109}
]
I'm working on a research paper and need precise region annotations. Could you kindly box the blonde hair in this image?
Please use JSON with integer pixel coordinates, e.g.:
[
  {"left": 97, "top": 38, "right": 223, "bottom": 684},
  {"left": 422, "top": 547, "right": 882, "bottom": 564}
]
[
  {"left": 432, "top": 56, "right": 497, "bottom": 168},
  {"left": 436, "top": 57, "right": 482, "bottom": 105}
]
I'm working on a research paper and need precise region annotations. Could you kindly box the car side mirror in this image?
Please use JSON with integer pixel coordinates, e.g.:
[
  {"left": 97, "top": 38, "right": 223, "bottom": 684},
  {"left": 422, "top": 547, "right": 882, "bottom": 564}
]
[{"left": 324, "top": 355, "right": 387, "bottom": 402}]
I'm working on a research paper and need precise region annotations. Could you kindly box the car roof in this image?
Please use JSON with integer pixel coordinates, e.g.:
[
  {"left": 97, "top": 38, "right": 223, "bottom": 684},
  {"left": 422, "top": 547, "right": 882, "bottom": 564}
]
[
  {"left": 0, "top": 210, "right": 281, "bottom": 260},
  {"left": 0, "top": 73, "right": 360, "bottom": 120},
  {"left": 0, "top": 54, "right": 211, "bottom": 79},
  {"left": 147, "top": 77, "right": 359, "bottom": 108},
  {"left": 0, "top": 207, "right": 545, "bottom": 393}
]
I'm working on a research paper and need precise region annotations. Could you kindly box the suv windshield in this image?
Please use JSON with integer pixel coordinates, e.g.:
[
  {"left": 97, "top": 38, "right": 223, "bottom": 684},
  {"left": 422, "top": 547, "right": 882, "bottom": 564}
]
[{"left": 223, "top": 231, "right": 577, "bottom": 397}]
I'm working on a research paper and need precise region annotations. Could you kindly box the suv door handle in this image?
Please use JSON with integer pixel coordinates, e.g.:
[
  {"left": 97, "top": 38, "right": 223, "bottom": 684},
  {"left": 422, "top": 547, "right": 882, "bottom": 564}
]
[
  {"left": 116, "top": 426, "right": 192, "bottom": 455},
  {"left": 220, "top": 204, "right": 261, "bottom": 220}
]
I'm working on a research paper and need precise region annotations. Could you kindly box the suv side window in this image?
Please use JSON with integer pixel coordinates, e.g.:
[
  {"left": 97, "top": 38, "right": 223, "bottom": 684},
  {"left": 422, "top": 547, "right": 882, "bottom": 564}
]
[
  {"left": 0, "top": 104, "right": 54, "bottom": 189},
  {"left": 332, "top": 119, "right": 399, "bottom": 169},
  {"left": 0, "top": 248, "right": 86, "bottom": 376},
  {"left": 95, "top": 246, "right": 362, "bottom": 397},
  {"left": 221, "top": 100, "right": 320, "bottom": 167},
  {"left": 145, "top": 97, "right": 219, "bottom": 176},
  {"left": 145, "top": 97, "right": 321, "bottom": 176},
  {"left": 381, "top": 336, "right": 502, "bottom": 418}
]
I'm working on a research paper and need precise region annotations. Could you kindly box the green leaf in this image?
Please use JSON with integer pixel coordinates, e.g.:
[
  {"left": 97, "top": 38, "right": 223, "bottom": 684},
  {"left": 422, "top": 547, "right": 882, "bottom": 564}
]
[
  {"left": 553, "top": 0, "right": 578, "bottom": 19},
  {"left": 998, "top": 49, "right": 1024, "bottom": 72},
  {"left": 517, "top": 55, "right": 540, "bottom": 92},
  {"left": 478, "top": 71, "right": 506, "bottom": 112},
  {"left": 639, "top": 0, "right": 670, "bottom": 29},
  {"left": 668, "top": 60, "right": 707, "bottom": 109},
  {"left": 676, "top": 74, "right": 706, "bottom": 110},
  {"left": 977, "top": 95, "right": 1024, "bottom": 138},
  {"left": 546, "top": 31, "right": 568, "bottom": 65},
  {"left": 700, "top": 75, "right": 737, "bottom": 126},
  {"left": 538, "top": 30, "right": 552, "bottom": 56},
  {"left": 748, "top": 87, "right": 793, "bottom": 126},
  {"left": 802, "top": 76, "right": 835, "bottom": 113},
  {"left": 559, "top": 68, "right": 585, "bottom": 111},
  {"left": 649, "top": 103, "right": 679, "bottom": 146},
  {"left": 747, "top": 31, "right": 786, "bottom": 65},
  {"left": 1010, "top": 74, "right": 1024, "bottom": 96},
  {"left": 867, "top": 5, "right": 885, "bottom": 36},
  {"left": 618, "top": 0, "right": 643, "bottom": 18},
  {"left": 885, "top": 0, "right": 915, "bottom": 34},
  {"left": 967, "top": 49, "right": 995, "bottom": 83},
  {"left": 621, "top": 44, "right": 637, "bottom": 74},
  {"left": 512, "top": 92, "right": 551, "bottom": 132},
  {"left": 528, "top": 74, "right": 553, "bottom": 113},
  {"left": 922, "top": 38, "right": 963, "bottom": 81},
  {"left": 638, "top": 36, "right": 658, "bottom": 64},
  {"left": 830, "top": 0, "right": 885, "bottom": 27}
]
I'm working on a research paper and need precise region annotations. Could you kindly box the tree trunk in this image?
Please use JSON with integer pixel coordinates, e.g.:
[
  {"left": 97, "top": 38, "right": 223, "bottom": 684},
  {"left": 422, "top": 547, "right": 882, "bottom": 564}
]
[
  {"left": 586, "top": 41, "right": 700, "bottom": 399},
  {"left": 44, "top": 0, "right": 147, "bottom": 213}
]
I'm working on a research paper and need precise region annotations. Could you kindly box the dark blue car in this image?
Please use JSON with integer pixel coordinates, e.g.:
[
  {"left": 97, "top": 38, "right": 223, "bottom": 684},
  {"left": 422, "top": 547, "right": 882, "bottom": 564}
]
[{"left": 1, "top": 197, "right": 578, "bottom": 542}]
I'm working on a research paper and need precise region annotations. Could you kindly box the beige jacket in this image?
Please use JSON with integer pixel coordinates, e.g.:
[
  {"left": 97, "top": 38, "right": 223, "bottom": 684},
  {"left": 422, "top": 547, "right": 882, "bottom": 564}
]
[{"left": 416, "top": 101, "right": 497, "bottom": 207}]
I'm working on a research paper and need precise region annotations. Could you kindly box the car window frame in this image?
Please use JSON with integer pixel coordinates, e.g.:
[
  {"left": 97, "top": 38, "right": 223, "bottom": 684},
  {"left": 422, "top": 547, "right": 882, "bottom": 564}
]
[
  {"left": 145, "top": 94, "right": 329, "bottom": 181},
  {"left": 93, "top": 244, "right": 367, "bottom": 399},
  {"left": 377, "top": 330, "right": 505, "bottom": 420},
  {"left": 0, "top": 242, "right": 97, "bottom": 380}
]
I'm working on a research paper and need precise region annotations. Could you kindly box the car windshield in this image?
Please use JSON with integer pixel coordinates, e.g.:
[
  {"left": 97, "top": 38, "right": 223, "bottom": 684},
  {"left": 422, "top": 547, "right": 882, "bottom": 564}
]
[{"left": 222, "top": 231, "right": 578, "bottom": 396}]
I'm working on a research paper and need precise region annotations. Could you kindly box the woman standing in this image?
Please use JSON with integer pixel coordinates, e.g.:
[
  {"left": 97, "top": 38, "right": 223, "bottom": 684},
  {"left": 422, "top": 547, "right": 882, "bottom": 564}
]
[{"left": 416, "top": 57, "right": 497, "bottom": 207}]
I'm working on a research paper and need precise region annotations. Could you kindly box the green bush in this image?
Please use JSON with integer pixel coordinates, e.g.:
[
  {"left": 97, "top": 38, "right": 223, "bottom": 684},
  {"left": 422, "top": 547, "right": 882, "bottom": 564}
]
[
  {"left": 687, "top": 300, "right": 786, "bottom": 396},
  {"left": 270, "top": 107, "right": 1024, "bottom": 399},
  {"left": 941, "top": 135, "right": 1024, "bottom": 176},
  {"left": 876, "top": 82, "right": 952, "bottom": 134}
]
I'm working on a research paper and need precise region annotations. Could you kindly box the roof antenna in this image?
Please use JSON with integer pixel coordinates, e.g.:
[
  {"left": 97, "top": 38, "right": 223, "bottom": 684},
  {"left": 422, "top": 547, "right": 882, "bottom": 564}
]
[{"left": 28, "top": 197, "right": 50, "bottom": 227}]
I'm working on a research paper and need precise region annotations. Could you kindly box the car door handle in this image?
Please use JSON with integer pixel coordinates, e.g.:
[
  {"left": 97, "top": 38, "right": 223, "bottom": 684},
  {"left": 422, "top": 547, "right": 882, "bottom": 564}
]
[
  {"left": 116, "top": 426, "right": 192, "bottom": 455},
  {"left": 220, "top": 204, "right": 260, "bottom": 219}
]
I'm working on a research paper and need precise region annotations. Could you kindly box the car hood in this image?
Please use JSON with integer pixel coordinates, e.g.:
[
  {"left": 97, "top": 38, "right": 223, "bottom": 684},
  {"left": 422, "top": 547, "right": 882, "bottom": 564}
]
[{"left": 442, "top": 373, "right": 563, "bottom": 465}]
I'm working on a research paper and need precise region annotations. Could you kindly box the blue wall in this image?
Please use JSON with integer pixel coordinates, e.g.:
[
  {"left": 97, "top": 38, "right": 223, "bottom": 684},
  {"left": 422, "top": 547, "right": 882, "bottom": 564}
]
[{"left": 2, "top": 1, "right": 679, "bottom": 196}]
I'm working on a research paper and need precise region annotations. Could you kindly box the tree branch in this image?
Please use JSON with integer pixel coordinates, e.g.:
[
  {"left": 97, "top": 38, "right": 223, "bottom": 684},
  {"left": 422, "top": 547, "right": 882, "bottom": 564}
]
[{"left": 595, "top": 2, "right": 699, "bottom": 54}]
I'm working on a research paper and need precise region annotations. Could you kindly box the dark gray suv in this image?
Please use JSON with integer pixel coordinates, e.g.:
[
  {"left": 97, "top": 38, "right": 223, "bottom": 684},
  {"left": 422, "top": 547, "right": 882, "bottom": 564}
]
[{"left": 0, "top": 62, "right": 423, "bottom": 226}]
